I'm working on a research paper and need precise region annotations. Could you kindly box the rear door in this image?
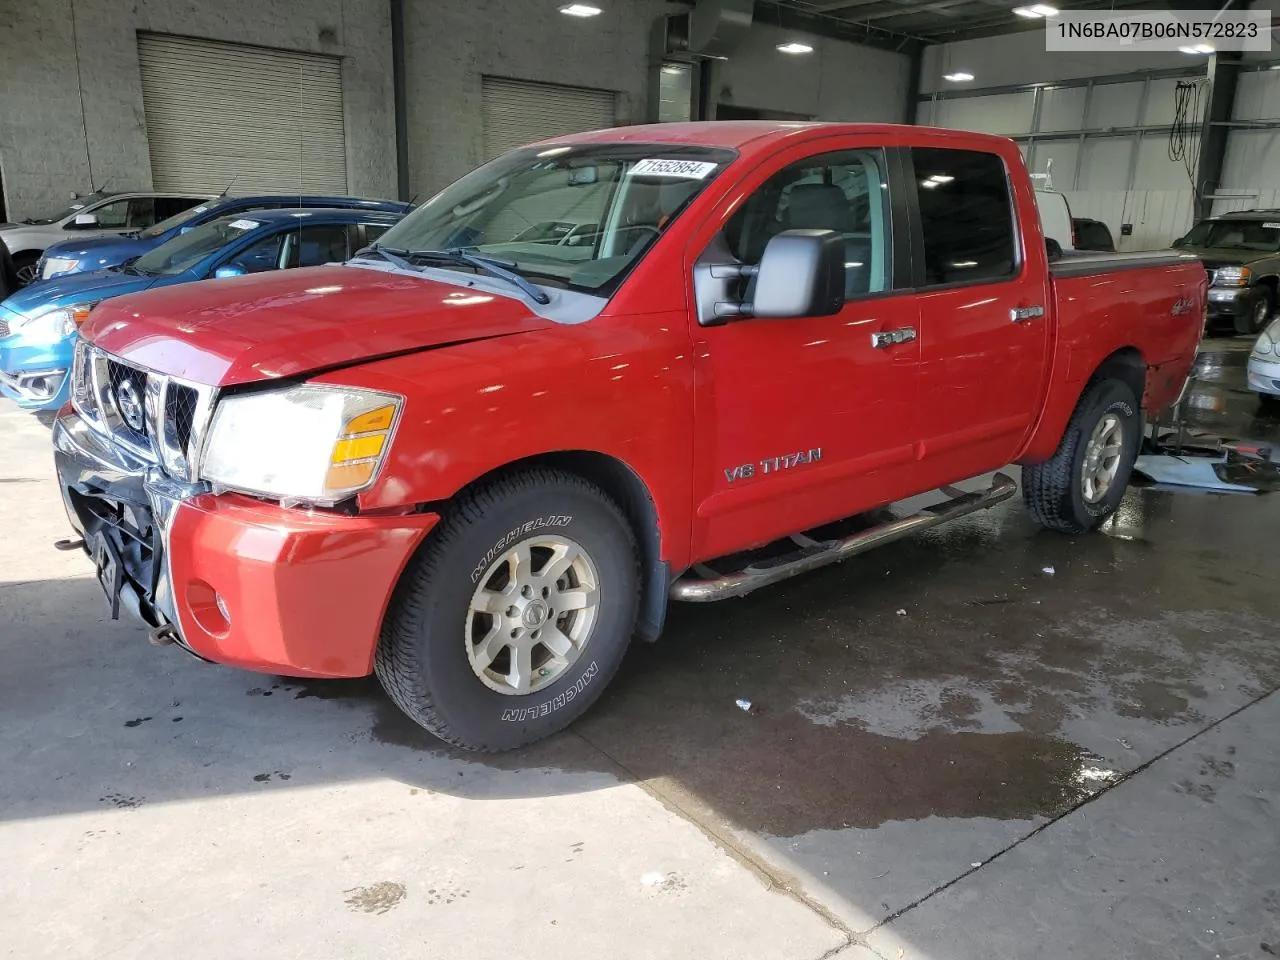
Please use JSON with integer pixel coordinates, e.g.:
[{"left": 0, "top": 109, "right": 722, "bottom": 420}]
[
  {"left": 688, "top": 137, "right": 922, "bottom": 560},
  {"left": 908, "top": 143, "right": 1052, "bottom": 483}
]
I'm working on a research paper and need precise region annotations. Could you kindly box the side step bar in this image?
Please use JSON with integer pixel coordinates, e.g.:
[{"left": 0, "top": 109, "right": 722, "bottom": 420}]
[{"left": 670, "top": 472, "right": 1018, "bottom": 602}]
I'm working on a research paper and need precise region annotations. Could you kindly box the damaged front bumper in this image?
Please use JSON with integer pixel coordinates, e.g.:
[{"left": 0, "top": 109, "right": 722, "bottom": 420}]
[
  {"left": 53, "top": 406, "right": 441, "bottom": 678},
  {"left": 52, "top": 405, "right": 198, "bottom": 648}
]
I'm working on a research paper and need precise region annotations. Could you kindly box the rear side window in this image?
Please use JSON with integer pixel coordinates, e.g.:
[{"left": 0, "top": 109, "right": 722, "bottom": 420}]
[{"left": 912, "top": 147, "right": 1016, "bottom": 286}]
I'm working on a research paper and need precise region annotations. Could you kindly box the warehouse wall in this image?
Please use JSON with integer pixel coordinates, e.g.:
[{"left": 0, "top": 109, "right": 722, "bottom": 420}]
[
  {"left": 402, "top": 2, "right": 914, "bottom": 195},
  {"left": 920, "top": 33, "right": 1189, "bottom": 94},
  {"left": 715, "top": 22, "right": 912, "bottom": 123},
  {"left": 401, "top": 0, "right": 673, "bottom": 195},
  {"left": 1, "top": 0, "right": 913, "bottom": 218},
  {"left": 0, "top": 0, "right": 397, "bottom": 220}
]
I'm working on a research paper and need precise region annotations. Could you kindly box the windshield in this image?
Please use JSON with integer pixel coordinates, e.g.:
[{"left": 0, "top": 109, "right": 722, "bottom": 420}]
[
  {"left": 134, "top": 214, "right": 264, "bottom": 276},
  {"left": 22, "top": 191, "right": 110, "bottom": 226},
  {"left": 140, "top": 202, "right": 213, "bottom": 239},
  {"left": 371, "top": 143, "right": 737, "bottom": 296},
  {"left": 1181, "top": 219, "right": 1280, "bottom": 252}
]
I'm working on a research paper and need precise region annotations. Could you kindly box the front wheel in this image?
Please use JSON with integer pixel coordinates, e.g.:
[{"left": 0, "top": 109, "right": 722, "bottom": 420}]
[
  {"left": 375, "top": 469, "right": 639, "bottom": 751},
  {"left": 1236, "top": 288, "right": 1274, "bottom": 335},
  {"left": 13, "top": 253, "right": 39, "bottom": 287},
  {"left": 1023, "top": 378, "right": 1141, "bottom": 534}
]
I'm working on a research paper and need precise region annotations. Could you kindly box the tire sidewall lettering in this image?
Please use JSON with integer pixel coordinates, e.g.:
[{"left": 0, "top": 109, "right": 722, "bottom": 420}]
[{"left": 469, "top": 514, "right": 574, "bottom": 584}]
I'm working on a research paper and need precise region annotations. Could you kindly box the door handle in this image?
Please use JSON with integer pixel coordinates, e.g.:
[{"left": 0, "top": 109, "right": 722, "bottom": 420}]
[
  {"left": 1010, "top": 304, "right": 1045, "bottom": 323},
  {"left": 871, "top": 327, "right": 917, "bottom": 349}
]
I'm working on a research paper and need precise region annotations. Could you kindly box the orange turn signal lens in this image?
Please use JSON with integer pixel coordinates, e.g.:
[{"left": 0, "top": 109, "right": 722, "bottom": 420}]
[
  {"left": 331, "top": 434, "right": 385, "bottom": 463},
  {"left": 324, "top": 461, "right": 377, "bottom": 490},
  {"left": 344, "top": 404, "right": 396, "bottom": 434}
]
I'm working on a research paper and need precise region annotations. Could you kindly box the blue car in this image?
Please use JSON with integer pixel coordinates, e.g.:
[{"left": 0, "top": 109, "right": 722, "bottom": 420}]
[
  {"left": 0, "top": 207, "right": 402, "bottom": 410},
  {"left": 34, "top": 194, "right": 411, "bottom": 283}
]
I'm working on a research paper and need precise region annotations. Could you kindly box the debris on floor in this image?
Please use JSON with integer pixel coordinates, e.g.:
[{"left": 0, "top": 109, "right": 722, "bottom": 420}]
[
  {"left": 735, "top": 698, "right": 753, "bottom": 713},
  {"left": 1041, "top": 566, "right": 1055, "bottom": 576}
]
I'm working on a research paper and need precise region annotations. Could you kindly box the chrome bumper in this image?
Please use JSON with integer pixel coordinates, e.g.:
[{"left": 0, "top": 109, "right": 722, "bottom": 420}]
[{"left": 52, "top": 408, "right": 203, "bottom": 635}]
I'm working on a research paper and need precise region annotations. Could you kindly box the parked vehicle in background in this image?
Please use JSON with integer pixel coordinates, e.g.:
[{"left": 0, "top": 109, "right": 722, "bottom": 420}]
[
  {"left": 1247, "top": 317, "right": 1280, "bottom": 411},
  {"left": 0, "top": 191, "right": 210, "bottom": 286},
  {"left": 1174, "top": 212, "right": 1280, "bottom": 334},
  {"left": 35, "top": 195, "right": 413, "bottom": 282},
  {"left": 1072, "top": 217, "right": 1115, "bottom": 252},
  {"left": 0, "top": 208, "right": 401, "bottom": 410},
  {"left": 53, "top": 123, "right": 1205, "bottom": 751}
]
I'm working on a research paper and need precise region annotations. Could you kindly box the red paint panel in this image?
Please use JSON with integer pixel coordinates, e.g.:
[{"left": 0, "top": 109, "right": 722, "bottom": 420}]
[{"left": 167, "top": 493, "right": 438, "bottom": 677}]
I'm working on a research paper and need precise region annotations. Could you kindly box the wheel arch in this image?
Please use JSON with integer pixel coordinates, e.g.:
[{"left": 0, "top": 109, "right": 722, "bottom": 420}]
[
  {"left": 1255, "top": 274, "right": 1278, "bottom": 303},
  {"left": 1091, "top": 346, "right": 1147, "bottom": 407},
  {"left": 434, "top": 449, "right": 669, "bottom": 643}
]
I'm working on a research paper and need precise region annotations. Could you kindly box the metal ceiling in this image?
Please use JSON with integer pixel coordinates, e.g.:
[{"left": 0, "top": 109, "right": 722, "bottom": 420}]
[{"left": 760, "top": 0, "right": 1242, "bottom": 46}]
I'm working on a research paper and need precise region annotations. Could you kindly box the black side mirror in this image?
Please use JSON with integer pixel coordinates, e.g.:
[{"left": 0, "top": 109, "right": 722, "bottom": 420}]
[
  {"left": 716, "top": 229, "right": 845, "bottom": 321},
  {"left": 1046, "top": 237, "right": 1063, "bottom": 261}
]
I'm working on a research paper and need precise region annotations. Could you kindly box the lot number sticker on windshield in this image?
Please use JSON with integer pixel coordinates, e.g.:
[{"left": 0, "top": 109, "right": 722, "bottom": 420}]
[
  {"left": 228, "top": 218, "right": 261, "bottom": 230},
  {"left": 629, "top": 158, "right": 719, "bottom": 179},
  {"left": 1265, "top": 222, "right": 1280, "bottom": 229}
]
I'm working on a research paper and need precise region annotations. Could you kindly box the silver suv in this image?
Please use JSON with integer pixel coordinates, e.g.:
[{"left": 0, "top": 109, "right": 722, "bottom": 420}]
[{"left": 0, "top": 191, "right": 211, "bottom": 286}]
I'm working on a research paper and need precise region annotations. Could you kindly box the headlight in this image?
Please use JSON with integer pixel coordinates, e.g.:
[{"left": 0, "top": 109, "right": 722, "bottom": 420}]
[
  {"left": 200, "top": 384, "right": 402, "bottom": 505},
  {"left": 16, "top": 302, "right": 97, "bottom": 341},
  {"left": 1213, "top": 266, "right": 1250, "bottom": 287},
  {"left": 1257, "top": 322, "right": 1280, "bottom": 357},
  {"left": 42, "top": 257, "right": 80, "bottom": 280}
]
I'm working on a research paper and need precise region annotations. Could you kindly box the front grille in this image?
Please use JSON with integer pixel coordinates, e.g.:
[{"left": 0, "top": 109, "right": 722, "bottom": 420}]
[
  {"left": 105, "top": 358, "right": 150, "bottom": 448},
  {"left": 165, "top": 382, "right": 199, "bottom": 453},
  {"left": 0, "top": 319, "right": 9, "bottom": 338},
  {"left": 71, "top": 341, "right": 217, "bottom": 481}
]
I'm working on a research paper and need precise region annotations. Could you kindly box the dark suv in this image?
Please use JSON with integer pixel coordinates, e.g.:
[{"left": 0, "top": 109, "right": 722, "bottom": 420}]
[{"left": 1173, "top": 212, "right": 1280, "bottom": 334}]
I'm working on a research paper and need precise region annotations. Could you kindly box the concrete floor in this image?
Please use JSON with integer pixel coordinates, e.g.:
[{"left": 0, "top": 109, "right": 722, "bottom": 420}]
[{"left": 3, "top": 338, "right": 1280, "bottom": 960}]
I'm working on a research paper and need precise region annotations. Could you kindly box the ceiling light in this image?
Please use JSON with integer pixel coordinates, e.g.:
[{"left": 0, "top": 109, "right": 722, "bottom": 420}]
[
  {"left": 929, "top": 174, "right": 955, "bottom": 183},
  {"left": 1178, "top": 43, "right": 1215, "bottom": 54},
  {"left": 776, "top": 41, "right": 814, "bottom": 55},
  {"left": 1013, "top": 6, "right": 1041, "bottom": 17},
  {"left": 661, "top": 64, "right": 685, "bottom": 75},
  {"left": 943, "top": 71, "right": 974, "bottom": 82},
  {"left": 559, "top": 3, "right": 602, "bottom": 17},
  {"left": 1030, "top": 4, "right": 1059, "bottom": 15}
]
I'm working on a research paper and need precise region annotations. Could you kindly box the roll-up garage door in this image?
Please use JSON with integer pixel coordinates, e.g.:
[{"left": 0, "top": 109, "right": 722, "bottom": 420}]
[
  {"left": 137, "top": 34, "right": 347, "bottom": 194},
  {"left": 481, "top": 77, "right": 617, "bottom": 160}
]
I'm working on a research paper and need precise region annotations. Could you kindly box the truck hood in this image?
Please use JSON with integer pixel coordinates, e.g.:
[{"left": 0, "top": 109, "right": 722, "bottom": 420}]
[
  {"left": 83, "top": 263, "right": 556, "bottom": 386},
  {"left": 1182, "top": 247, "right": 1267, "bottom": 270}
]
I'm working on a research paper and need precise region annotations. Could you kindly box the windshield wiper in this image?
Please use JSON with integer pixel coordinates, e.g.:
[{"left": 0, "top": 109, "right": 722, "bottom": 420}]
[
  {"left": 408, "top": 247, "right": 551, "bottom": 305},
  {"left": 352, "top": 243, "right": 415, "bottom": 272}
]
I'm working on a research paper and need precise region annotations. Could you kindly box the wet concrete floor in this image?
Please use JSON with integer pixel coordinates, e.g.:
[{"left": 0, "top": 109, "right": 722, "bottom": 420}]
[{"left": 3, "top": 336, "right": 1280, "bottom": 958}]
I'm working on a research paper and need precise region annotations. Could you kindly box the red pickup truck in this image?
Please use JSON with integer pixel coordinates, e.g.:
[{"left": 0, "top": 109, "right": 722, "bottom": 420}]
[{"left": 53, "top": 122, "right": 1205, "bottom": 750}]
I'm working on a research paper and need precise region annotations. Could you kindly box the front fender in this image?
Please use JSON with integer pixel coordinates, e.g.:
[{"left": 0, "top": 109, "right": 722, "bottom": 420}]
[{"left": 308, "top": 313, "right": 698, "bottom": 570}]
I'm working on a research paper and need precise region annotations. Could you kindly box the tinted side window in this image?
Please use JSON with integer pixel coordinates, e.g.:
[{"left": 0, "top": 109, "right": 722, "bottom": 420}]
[
  {"left": 287, "top": 224, "right": 350, "bottom": 268},
  {"left": 912, "top": 147, "right": 1015, "bottom": 286},
  {"left": 722, "top": 149, "right": 892, "bottom": 298},
  {"left": 154, "top": 197, "right": 196, "bottom": 220}
]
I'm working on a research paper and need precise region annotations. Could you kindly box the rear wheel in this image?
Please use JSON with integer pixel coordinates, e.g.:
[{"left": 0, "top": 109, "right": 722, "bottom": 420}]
[
  {"left": 1023, "top": 378, "right": 1141, "bottom": 533},
  {"left": 13, "top": 253, "right": 39, "bottom": 287},
  {"left": 375, "top": 469, "right": 639, "bottom": 751}
]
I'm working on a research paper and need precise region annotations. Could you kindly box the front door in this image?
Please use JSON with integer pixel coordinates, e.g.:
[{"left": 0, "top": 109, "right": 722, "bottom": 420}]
[
  {"left": 906, "top": 143, "right": 1052, "bottom": 485},
  {"left": 689, "top": 141, "right": 923, "bottom": 561}
]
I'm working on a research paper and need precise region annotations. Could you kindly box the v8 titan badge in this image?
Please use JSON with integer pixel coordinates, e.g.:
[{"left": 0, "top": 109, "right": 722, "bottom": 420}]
[{"left": 724, "top": 447, "right": 823, "bottom": 483}]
